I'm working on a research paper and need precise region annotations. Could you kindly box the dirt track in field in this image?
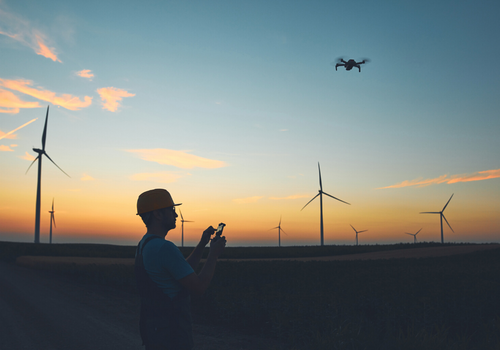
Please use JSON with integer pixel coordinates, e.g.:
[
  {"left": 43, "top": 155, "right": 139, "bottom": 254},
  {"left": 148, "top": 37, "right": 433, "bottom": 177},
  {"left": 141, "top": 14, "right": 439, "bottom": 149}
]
[
  {"left": 223, "top": 243, "right": 500, "bottom": 262},
  {"left": 16, "top": 244, "right": 500, "bottom": 267}
]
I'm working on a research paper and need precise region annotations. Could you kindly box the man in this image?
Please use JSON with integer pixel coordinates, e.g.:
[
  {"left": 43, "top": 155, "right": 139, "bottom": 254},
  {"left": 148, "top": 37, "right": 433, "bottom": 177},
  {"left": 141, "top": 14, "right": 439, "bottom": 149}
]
[{"left": 135, "top": 188, "right": 226, "bottom": 350}]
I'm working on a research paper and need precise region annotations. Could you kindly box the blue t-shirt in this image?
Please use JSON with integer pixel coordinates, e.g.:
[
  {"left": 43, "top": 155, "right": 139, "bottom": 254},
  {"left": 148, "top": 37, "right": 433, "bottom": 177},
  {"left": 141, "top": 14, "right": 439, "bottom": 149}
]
[{"left": 138, "top": 234, "right": 194, "bottom": 298}]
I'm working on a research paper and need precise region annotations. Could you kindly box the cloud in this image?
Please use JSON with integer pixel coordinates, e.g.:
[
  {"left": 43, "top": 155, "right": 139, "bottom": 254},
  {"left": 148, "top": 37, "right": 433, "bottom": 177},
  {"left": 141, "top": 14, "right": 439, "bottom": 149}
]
[
  {"left": 97, "top": 87, "right": 135, "bottom": 112},
  {"left": 33, "top": 32, "right": 61, "bottom": 62},
  {"left": 0, "top": 9, "right": 61, "bottom": 62},
  {"left": 76, "top": 70, "right": 94, "bottom": 80},
  {"left": 0, "top": 118, "right": 37, "bottom": 140},
  {"left": 269, "top": 194, "right": 311, "bottom": 200},
  {"left": 0, "top": 78, "right": 92, "bottom": 110},
  {"left": 81, "top": 173, "right": 95, "bottom": 181},
  {"left": 0, "top": 88, "right": 41, "bottom": 114},
  {"left": 0, "top": 145, "right": 14, "bottom": 151},
  {"left": 20, "top": 151, "right": 35, "bottom": 161},
  {"left": 233, "top": 196, "right": 263, "bottom": 204},
  {"left": 130, "top": 172, "right": 184, "bottom": 184},
  {"left": 126, "top": 149, "right": 227, "bottom": 169},
  {"left": 378, "top": 169, "right": 500, "bottom": 189}
]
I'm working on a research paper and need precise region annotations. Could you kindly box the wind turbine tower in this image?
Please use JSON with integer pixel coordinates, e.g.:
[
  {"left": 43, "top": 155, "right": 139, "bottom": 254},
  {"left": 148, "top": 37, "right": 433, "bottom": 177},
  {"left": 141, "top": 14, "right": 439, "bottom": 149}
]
[
  {"left": 179, "top": 209, "right": 193, "bottom": 247},
  {"left": 26, "top": 106, "right": 70, "bottom": 243},
  {"left": 302, "top": 163, "right": 350, "bottom": 246},
  {"left": 270, "top": 216, "right": 287, "bottom": 247},
  {"left": 350, "top": 225, "right": 367, "bottom": 246},
  {"left": 420, "top": 194, "right": 454, "bottom": 244},
  {"left": 405, "top": 228, "right": 422, "bottom": 244},
  {"left": 48, "top": 198, "right": 56, "bottom": 244}
]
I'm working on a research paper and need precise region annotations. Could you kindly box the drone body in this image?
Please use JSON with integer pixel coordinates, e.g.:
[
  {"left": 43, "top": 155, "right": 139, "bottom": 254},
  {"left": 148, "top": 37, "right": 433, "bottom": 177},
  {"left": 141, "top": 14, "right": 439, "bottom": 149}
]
[{"left": 334, "top": 58, "right": 369, "bottom": 72}]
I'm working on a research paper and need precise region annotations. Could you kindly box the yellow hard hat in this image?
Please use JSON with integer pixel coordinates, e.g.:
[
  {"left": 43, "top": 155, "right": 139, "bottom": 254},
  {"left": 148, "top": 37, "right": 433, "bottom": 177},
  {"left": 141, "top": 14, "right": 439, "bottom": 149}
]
[{"left": 136, "top": 189, "right": 181, "bottom": 215}]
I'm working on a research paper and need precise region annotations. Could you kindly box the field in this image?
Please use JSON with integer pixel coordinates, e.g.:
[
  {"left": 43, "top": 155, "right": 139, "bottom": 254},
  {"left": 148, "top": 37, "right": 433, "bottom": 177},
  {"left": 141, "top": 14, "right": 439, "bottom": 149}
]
[{"left": 2, "top": 241, "right": 500, "bottom": 349}]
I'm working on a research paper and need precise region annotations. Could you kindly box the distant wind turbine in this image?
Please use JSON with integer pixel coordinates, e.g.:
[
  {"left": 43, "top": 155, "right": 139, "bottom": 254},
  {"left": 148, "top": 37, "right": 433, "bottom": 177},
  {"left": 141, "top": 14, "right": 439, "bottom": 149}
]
[
  {"left": 301, "top": 162, "right": 350, "bottom": 246},
  {"left": 48, "top": 198, "right": 56, "bottom": 244},
  {"left": 420, "top": 194, "right": 454, "bottom": 244},
  {"left": 405, "top": 228, "right": 422, "bottom": 244},
  {"left": 26, "top": 106, "right": 70, "bottom": 244},
  {"left": 179, "top": 209, "right": 193, "bottom": 247},
  {"left": 269, "top": 216, "right": 287, "bottom": 247},
  {"left": 350, "top": 224, "right": 367, "bottom": 246}
]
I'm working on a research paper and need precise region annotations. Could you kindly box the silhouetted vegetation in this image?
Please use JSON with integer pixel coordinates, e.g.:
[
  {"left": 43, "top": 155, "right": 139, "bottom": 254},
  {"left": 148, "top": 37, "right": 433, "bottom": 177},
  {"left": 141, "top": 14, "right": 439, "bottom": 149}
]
[{"left": 2, "top": 241, "right": 499, "bottom": 349}]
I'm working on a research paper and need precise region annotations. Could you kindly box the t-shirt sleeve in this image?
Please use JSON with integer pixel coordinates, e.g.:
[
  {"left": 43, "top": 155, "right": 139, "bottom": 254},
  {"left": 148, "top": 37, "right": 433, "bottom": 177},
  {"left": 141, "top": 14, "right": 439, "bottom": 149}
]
[{"left": 159, "top": 241, "right": 194, "bottom": 280}]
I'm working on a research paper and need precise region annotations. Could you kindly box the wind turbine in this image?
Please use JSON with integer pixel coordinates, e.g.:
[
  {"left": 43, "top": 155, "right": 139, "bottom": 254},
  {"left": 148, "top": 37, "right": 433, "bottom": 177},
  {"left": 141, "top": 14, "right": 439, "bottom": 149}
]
[
  {"left": 26, "top": 106, "right": 70, "bottom": 243},
  {"left": 420, "top": 194, "right": 454, "bottom": 244},
  {"left": 48, "top": 198, "right": 56, "bottom": 244},
  {"left": 179, "top": 209, "right": 193, "bottom": 247},
  {"left": 269, "top": 216, "right": 287, "bottom": 247},
  {"left": 301, "top": 162, "right": 350, "bottom": 246},
  {"left": 405, "top": 228, "right": 422, "bottom": 244},
  {"left": 350, "top": 225, "right": 367, "bottom": 246}
]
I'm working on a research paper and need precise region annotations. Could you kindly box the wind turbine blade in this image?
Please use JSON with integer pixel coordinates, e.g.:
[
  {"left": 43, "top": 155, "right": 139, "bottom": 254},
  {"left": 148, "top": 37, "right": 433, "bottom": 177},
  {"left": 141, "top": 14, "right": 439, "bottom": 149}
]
[
  {"left": 279, "top": 215, "right": 282, "bottom": 226},
  {"left": 301, "top": 193, "right": 320, "bottom": 211},
  {"left": 420, "top": 212, "right": 440, "bottom": 214},
  {"left": 25, "top": 156, "right": 40, "bottom": 174},
  {"left": 442, "top": 214, "right": 454, "bottom": 233},
  {"left": 358, "top": 230, "right": 367, "bottom": 233},
  {"left": 323, "top": 191, "right": 351, "bottom": 205},
  {"left": 184, "top": 220, "right": 194, "bottom": 223},
  {"left": 405, "top": 233, "right": 413, "bottom": 236},
  {"left": 179, "top": 210, "right": 184, "bottom": 221},
  {"left": 41, "top": 106, "right": 49, "bottom": 151},
  {"left": 350, "top": 224, "right": 357, "bottom": 233},
  {"left": 442, "top": 193, "right": 454, "bottom": 212},
  {"left": 416, "top": 228, "right": 422, "bottom": 235},
  {"left": 52, "top": 198, "right": 54, "bottom": 211},
  {"left": 52, "top": 214, "right": 56, "bottom": 228},
  {"left": 318, "top": 162, "right": 323, "bottom": 191},
  {"left": 44, "top": 153, "right": 71, "bottom": 178},
  {"left": 281, "top": 228, "right": 288, "bottom": 235}
]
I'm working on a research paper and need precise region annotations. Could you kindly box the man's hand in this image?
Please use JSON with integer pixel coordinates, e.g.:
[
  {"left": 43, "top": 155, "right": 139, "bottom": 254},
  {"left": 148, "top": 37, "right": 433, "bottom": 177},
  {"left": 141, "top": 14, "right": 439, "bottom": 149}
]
[
  {"left": 209, "top": 235, "right": 226, "bottom": 258},
  {"left": 200, "top": 226, "right": 216, "bottom": 247}
]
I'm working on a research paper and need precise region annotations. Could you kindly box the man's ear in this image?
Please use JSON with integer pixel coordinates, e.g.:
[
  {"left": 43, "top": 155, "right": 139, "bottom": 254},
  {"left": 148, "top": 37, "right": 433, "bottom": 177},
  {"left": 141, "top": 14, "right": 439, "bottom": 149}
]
[{"left": 152, "top": 209, "right": 164, "bottom": 220}]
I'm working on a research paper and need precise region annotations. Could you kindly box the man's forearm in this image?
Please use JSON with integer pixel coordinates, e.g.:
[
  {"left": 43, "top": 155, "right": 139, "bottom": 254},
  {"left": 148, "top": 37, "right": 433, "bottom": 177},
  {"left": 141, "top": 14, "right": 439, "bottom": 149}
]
[
  {"left": 197, "top": 253, "right": 218, "bottom": 293},
  {"left": 186, "top": 241, "right": 206, "bottom": 269}
]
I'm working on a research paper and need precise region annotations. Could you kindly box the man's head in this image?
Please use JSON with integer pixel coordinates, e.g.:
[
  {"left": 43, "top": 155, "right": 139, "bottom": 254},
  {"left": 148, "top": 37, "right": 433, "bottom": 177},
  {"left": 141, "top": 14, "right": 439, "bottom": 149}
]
[{"left": 137, "top": 189, "right": 181, "bottom": 229}]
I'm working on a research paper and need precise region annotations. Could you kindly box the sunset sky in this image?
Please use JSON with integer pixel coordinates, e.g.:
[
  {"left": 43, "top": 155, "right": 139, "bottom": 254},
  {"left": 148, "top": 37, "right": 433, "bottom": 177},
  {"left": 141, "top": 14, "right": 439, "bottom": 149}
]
[{"left": 1, "top": 0, "right": 499, "bottom": 246}]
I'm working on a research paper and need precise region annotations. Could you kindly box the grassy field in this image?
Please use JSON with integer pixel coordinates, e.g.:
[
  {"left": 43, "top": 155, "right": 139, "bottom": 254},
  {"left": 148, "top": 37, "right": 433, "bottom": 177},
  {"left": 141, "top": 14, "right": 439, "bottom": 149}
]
[{"left": 2, "top": 241, "right": 500, "bottom": 349}]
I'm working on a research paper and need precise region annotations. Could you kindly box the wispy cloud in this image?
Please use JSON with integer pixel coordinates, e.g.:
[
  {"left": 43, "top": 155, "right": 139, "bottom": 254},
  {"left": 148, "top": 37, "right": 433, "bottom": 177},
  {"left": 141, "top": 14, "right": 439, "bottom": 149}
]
[
  {"left": 130, "top": 172, "right": 184, "bottom": 183},
  {"left": 126, "top": 149, "right": 227, "bottom": 169},
  {"left": 81, "top": 173, "right": 95, "bottom": 181},
  {"left": 269, "top": 194, "right": 311, "bottom": 200},
  {"left": 0, "top": 145, "right": 15, "bottom": 151},
  {"left": 20, "top": 151, "right": 35, "bottom": 161},
  {"left": 233, "top": 196, "right": 263, "bottom": 204},
  {"left": 378, "top": 169, "right": 500, "bottom": 189},
  {"left": 76, "top": 70, "right": 94, "bottom": 80},
  {"left": 0, "top": 9, "right": 62, "bottom": 62},
  {"left": 0, "top": 118, "right": 37, "bottom": 140},
  {"left": 0, "top": 88, "right": 41, "bottom": 114},
  {"left": 97, "top": 87, "right": 135, "bottom": 112},
  {"left": 0, "top": 78, "right": 92, "bottom": 110}
]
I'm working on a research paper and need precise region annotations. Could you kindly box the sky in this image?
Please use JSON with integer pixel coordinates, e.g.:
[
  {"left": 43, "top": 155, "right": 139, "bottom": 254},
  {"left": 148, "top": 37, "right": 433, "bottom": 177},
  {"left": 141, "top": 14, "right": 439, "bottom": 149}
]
[{"left": 1, "top": 0, "right": 499, "bottom": 247}]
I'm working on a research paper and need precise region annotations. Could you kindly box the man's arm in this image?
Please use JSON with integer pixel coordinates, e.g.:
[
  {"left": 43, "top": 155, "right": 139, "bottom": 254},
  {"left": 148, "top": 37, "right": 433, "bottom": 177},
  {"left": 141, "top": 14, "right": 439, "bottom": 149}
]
[
  {"left": 185, "top": 226, "right": 215, "bottom": 270},
  {"left": 179, "top": 236, "right": 226, "bottom": 296}
]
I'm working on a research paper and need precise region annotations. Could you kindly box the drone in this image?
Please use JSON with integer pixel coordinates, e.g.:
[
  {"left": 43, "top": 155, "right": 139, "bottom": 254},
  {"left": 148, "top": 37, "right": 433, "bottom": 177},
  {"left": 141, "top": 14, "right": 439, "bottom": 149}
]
[{"left": 333, "top": 58, "right": 370, "bottom": 72}]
